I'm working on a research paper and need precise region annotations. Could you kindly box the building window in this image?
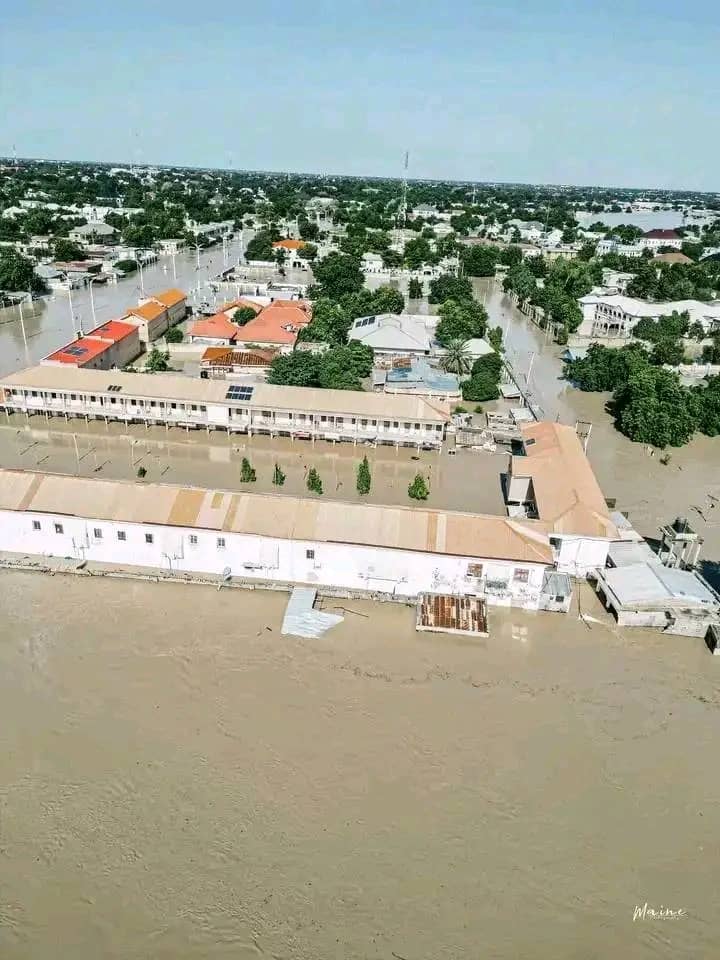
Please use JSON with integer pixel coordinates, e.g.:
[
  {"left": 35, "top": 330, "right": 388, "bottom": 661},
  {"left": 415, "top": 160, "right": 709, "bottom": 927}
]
[
  {"left": 93, "top": 528, "right": 102, "bottom": 539},
  {"left": 513, "top": 568, "right": 529, "bottom": 583},
  {"left": 117, "top": 531, "right": 126, "bottom": 541},
  {"left": 217, "top": 537, "right": 226, "bottom": 550},
  {"left": 404, "top": 422, "right": 411, "bottom": 430},
  {"left": 306, "top": 549, "right": 315, "bottom": 560},
  {"left": 189, "top": 534, "right": 198, "bottom": 545},
  {"left": 392, "top": 421, "right": 399, "bottom": 428},
  {"left": 199, "top": 405, "right": 206, "bottom": 412},
  {"left": 145, "top": 533, "right": 154, "bottom": 544},
  {"left": 54, "top": 522, "right": 63, "bottom": 534},
  {"left": 383, "top": 420, "right": 390, "bottom": 428},
  {"left": 32, "top": 520, "right": 41, "bottom": 531}
]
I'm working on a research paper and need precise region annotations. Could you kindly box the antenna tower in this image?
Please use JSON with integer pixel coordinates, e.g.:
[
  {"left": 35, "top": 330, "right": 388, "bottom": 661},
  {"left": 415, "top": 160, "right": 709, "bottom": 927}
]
[{"left": 399, "top": 150, "right": 409, "bottom": 227}]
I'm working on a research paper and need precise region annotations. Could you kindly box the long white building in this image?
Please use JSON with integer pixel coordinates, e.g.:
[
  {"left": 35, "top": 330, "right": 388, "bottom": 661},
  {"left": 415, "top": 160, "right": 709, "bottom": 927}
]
[
  {"left": 0, "top": 468, "right": 566, "bottom": 611},
  {"left": 0, "top": 366, "right": 450, "bottom": 448},
  {"left": 577, "top": 294, "right": 720, "bottom": 338}
]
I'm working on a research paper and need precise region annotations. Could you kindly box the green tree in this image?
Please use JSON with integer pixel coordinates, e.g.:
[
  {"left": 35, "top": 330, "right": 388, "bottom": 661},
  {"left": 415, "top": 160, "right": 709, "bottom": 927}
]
[
  {"left": 144, "top": 348, "right": 170, "bottom": 372},
  {"left": 503, "top": 262, "right": 536, "bottom": 302},
  {"left": 487, "top": 326, "right": 503, "bottom": 352},
  {"left": 499, "top": 245, "right": 523, "bottom": 267},
  {"left": 297, "top": 242, "right": 318, "bottom": 261},
  {"left": 650, "top": 339, "right": 685, "bottom": 366},
  {"left": 53, "top": 237, "right": 84, "bottom": 261},
  {"left": 461, "top": 372, "right": 500, "bottom": 402},
  {"left": 435, "top": 298, "right": 488, "bottom": 346},
  {"left": 164, "top": 326, "right": 183, "bottom": 343},
  {"left": 307, "top": 468, "right": 323, "bottom": 494},
  {"left": 408, "top": 277, "right": 423, "bottom": 299},
  {"left": 272, "top": 463, "right": 286, "bottom": 486},
  {"left": 428, "top": 273, "right": 473, "bottom": 304},
  {"left": 114, "top": 258, "right": 138, "bottom": 274},
  {"left": 440, "top": 339, "right": 473, "bottom": 375},
  {"left": 240, "top": 457, "right": 257, "bottom": 482},
  {"left": 234, "top": 306, "right": 258, "bottom": 326},
  {"left": 615, "top": 367, "right": 698, "bottom": 448},
  {"left": 408, "top": 473, "right": 430, "bottom": 501},
  {"left": 695, "top": 376, "right": 720, "bottom": 436},
  {"left": 0, "top": 249, "right": 46, "bottom": 293},
  {"left": 356, "top": 456, "right": 371, "bottom": 495},
  {"left": 312, "top": 252, "right": 364, "bottom": 298},
  {"left": 403, "top": 236, "right": 433, "bottom": 269},
  {"left": 462, "top": 244, "right": 499, "bottom": 277},
  {"left": 245, "top": 228, "right": 279, "bottom": 261}
]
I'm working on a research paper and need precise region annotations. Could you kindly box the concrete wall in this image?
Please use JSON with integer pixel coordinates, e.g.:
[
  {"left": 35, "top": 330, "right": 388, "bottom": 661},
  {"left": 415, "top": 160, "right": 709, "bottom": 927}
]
[
  {"left": 555, "top": 536, "right": 610, "bottom": 577},
  {"left": 2, "top": 507, "right": 549, "bottom": 609}
]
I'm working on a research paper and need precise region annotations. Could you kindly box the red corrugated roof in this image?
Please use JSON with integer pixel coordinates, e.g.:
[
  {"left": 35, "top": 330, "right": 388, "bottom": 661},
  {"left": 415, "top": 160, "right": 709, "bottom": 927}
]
[
  {"left": 233, "top": 302, "right": 311, "bottom": 345},
  {"left": 87, "top": 320, "right": 138, "bottom": 343},
  {"left": 189, "top": 313, "right": 239, "bottom": 341},
  {"left": 46, "top": 337, "right": 112, "bottom": 365}
]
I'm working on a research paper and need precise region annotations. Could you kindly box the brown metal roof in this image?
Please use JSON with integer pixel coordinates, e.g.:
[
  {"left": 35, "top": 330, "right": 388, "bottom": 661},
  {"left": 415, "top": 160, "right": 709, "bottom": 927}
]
[{"left": 0, "top": 468, "right": 553, "bottom": 564}]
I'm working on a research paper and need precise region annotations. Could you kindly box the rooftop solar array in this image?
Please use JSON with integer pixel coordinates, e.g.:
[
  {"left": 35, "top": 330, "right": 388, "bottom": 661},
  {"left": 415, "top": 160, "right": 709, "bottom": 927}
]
[
  {"left": 106, "top": 384, "right": 123, "bottom": 393},
  {"left": 353, "top": 315, "right": 377, "bottom": 328},
  {"left": 225, "top": 385, "right": 254, "bottom": 401}
]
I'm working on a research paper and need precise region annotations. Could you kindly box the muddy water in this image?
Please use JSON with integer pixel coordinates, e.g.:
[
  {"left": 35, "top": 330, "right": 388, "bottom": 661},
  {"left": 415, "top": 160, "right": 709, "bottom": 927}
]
[
  {"left": 477, "top": 279, "right": 720, "bottom": 575},
  {"left": 0, "top": 572, "right": 718, "bottom": 959},
  {"left": 0, "top": 416, "right": 506, "bottom": 516}
]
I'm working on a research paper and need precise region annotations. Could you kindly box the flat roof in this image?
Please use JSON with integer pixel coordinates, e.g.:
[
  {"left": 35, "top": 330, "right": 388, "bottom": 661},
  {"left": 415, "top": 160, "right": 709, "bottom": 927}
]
[
  {"left": 0, "top": 365, "right": 451, "bottom": 422},
  {"left": 603, "top": 563, "right": 718, "bottom": 609},
  {"left": 0, "top": 468, "right": 553, "bottom": 565}
]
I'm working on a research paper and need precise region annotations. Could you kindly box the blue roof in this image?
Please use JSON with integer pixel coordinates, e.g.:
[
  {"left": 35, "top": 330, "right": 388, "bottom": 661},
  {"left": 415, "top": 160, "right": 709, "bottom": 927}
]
[{"left": 385, "top": 358, "right": 459, "bottom": 392}]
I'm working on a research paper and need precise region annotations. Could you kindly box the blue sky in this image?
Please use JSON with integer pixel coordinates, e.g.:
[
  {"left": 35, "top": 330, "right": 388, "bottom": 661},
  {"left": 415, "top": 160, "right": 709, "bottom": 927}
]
[{"left": 2, "top": 1, "right": 718, "bottom": 190}]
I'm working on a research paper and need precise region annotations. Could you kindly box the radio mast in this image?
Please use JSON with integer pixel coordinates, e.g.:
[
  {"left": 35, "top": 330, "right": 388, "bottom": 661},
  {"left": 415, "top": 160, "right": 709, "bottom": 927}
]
[{"left": 399, "top": 150, "right": 409, "bottom": 227}]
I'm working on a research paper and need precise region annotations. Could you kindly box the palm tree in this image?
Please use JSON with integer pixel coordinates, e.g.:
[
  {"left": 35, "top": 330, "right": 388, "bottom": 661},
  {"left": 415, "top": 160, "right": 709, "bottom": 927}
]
[{"left": 441, "top": 338, "right": 473, "bottom": 375}]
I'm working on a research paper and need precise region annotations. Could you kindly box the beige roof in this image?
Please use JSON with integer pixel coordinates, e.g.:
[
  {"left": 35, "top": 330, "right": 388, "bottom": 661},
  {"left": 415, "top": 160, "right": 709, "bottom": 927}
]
[
  {"left": 511, "top": 422, "right": 618, "bottom": 539},
  {"left": 0, "top": 365, "right": 450, "bottom": 422},
  {"left": 0, "top": 469, "right": 553, "bottom": 565}
]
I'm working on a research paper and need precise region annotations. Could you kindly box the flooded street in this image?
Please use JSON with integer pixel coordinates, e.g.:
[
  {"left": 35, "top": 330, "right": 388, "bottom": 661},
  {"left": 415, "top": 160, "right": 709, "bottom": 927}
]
[
  {"left": 1, "top": 261, "right": 719, "bottom": 960},
  {"left": 477, "top": 278, "right": 720, "bottom": 577},
  {"left": 1, "top": 572, "right": 719, "bottom": 959},
  {"left": 0, "top": 414, "right": 506, "bottom": 516},
  {"left": 0, "top": 231, "right": 306, "bottom": 377}
]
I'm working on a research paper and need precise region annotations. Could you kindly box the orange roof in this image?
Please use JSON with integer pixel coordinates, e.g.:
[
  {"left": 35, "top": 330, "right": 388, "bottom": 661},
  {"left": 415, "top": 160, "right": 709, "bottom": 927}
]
[
  {"left": 152, "top": 288, "right": 186, "bottom": 307},
  {"left": 221, "top": 298, "right": 263, "bottom": 316},
  {"left": 46, "top": 337, "right": 112, "bottom": 365},
  {"left": 86, "top": 320, "right": 138, "bottom": 343},
  {"left": 125, "top": 301, "right": 168, "bottom": 322},
  {"left": 511, "top": 422, "right": 618, "bottom": 539},
  {"left": 272, "top": 239, "right": 306, "bottom": 250},
  {"left": 233, "top": 302, "right": 311, "bottom": 346},
  {"left": 189, "top": 313, "right": 239, "bottom": 341},
  {"left": 270, "top": 298, "right": 312, "bottom": 314}
]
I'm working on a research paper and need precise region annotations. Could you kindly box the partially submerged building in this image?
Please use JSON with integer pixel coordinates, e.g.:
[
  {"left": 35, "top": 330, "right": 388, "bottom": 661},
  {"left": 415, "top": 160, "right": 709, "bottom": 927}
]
[
  {"left": 505, "top": 422, "right": 619, "bottom": 576},
  {"left": 0, "top": 468, "right": 565, "bottom": 612},
  {"left": 0, "top": 365, "right": 450, "bottom": 447}
]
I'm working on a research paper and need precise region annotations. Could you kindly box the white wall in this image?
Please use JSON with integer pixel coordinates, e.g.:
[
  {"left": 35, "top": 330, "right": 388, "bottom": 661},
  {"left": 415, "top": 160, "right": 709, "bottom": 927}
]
[
  {"left": 555, "top": 536, "right": 610, "bottom": 577},
  {"left": 2, "top": 508, "right": 549, "bottom": 609}
]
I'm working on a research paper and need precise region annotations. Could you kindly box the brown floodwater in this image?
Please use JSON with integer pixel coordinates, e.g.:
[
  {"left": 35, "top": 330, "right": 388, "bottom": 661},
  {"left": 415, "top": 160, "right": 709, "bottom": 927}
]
[{"left": 0, "top": 572, "right": 718, "bottom": 959}]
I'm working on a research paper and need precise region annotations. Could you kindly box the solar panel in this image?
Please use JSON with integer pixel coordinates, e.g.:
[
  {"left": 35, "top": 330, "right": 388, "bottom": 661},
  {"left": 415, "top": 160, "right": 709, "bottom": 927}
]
[
  {"left": 225, "top": 385, "right": 254, "bottom": 401},
  {"left": 106, "top": 384, "right": 123, "bottom": 393}
]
